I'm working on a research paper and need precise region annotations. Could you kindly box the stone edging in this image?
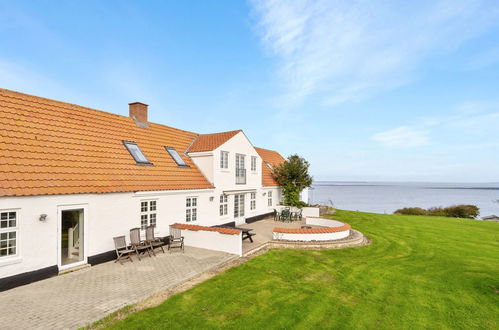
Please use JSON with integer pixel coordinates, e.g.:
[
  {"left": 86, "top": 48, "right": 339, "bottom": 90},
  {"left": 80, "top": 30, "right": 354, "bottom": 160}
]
[{"left": 244, "top": 229, "right": 369, "bottom": 256}]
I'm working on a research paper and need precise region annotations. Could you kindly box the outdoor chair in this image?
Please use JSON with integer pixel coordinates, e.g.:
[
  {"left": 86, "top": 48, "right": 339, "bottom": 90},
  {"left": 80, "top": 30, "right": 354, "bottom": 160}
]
[
  {"left": 293, "top": 209, "right": 303, "bottom": 221},
  {"left": 145, "top": 225, "right": 165, "bottom": 255},
  {"left": 113, "top": 236, "right": 135, "bottom": 264},
  {"left": 280, "top": 209, "right": 291, "bottom": 222},
  {"left": 168, "top": 225, "right": 184, "bottom": 252},
  {"left": 129, "top": 227, "right": 153, "bottom": 260},
  {"left": 273, "top": 209, "right": 280, "bottom": 221}
]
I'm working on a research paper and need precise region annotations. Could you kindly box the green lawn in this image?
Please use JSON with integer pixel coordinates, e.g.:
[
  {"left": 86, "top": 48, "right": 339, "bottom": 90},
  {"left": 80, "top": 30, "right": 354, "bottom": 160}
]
[{"left": 103, "top": 210, "right": 499, "bottom": 329}]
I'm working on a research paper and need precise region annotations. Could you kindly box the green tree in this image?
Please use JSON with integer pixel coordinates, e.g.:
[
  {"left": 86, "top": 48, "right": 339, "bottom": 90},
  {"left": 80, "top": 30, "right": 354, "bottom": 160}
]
[{"left": 272, "top": 154, "right": 313, "bottom": 207}]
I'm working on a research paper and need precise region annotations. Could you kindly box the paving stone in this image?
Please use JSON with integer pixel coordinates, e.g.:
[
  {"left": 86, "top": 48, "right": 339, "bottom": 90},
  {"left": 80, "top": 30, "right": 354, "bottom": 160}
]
[{"left": 0, "top": 247, "right": 235, "bottom": 329}]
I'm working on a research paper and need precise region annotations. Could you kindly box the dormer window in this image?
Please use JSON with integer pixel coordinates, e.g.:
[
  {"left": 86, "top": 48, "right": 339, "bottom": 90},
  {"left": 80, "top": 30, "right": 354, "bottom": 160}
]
[
  {"left": 166, "top": 147, "right": 189, "bottom": 167},
  {"left": 123, "top": 141, "right": 151, "bottom": 165}
]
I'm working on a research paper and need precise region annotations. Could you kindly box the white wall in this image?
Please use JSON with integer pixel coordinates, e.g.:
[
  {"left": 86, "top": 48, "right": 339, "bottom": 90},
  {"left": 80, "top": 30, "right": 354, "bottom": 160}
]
[
  {"left": 180, "top": 228, "right": 242, "bottom": 256},
  {"left": 189, "top": 152, "right": 214, "bottom": 184},
  {"left": 0, "top": 189, "right": 215, "bottom": 278},
  {"left": 272, "top": 230, "right": 350, "bottom": 241},
  {"left": 189, "top": 132, "right": 282, "bottom": 226},
  {"left": 300, "top": 187, "right": 309, "bottom": 203},
  {"left": 302, "top": 207, "right": 320, "bottom": 217}
]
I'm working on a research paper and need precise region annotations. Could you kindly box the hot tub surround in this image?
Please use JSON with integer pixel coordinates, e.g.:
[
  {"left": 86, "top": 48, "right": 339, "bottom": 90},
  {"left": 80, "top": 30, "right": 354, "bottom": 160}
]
[{"left": 272, "top": 217, "right": 351, "bottom": 241}]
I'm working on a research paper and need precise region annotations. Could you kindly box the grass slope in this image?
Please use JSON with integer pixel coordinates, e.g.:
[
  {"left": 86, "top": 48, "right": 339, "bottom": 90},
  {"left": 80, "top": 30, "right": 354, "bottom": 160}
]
[{"left": 105, "top": 210, "right": 499, "bottom": 329}]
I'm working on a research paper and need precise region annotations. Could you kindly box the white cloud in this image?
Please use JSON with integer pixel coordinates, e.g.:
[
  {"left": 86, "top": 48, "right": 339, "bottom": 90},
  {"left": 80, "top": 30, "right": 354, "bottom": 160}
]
[
  {"left": 250, "top": 0, "right": 499, "bottom": 106},
  {"left": 372, "top": 126, "right": 429, "bottom": 148}
]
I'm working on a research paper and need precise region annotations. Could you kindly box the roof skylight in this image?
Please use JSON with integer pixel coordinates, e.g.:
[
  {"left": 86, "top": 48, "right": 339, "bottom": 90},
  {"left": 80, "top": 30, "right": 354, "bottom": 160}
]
[
  {"left": 123, "top": 141, "right": 151, "bottom": 165},
  {"left": 166, "top": 147, "right": 189, "bottom": 167}
]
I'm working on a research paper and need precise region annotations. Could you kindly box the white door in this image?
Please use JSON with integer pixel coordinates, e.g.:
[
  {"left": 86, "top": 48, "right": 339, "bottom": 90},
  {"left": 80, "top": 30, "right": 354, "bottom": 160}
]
[
  {"left": 58, "top": 205, "right": 87, "bottom": 270},
  {"left": 234, "top": 193, "right": 246, "bottom": 223}
]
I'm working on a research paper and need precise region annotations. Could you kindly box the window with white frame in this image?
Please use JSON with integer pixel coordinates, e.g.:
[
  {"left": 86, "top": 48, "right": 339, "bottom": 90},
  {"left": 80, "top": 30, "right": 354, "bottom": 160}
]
[
  {"left": 0, "top": 211, "right": 18, "bottom": 258},
  {"left": 268, "top": 191, "right": 273, "bottom": 206},
  {"left": 250, "top": 192, "right": 256, "bottom": 210},
  {"left": 220, "top": 151, "right": 229, "bottom": 169},
  {"left": 140, "top": 200, "right": 157, "bottom": 230},
  {"left": 186, "top": 197, "right": 197, "bottom": 222},
  {"left": 219, "top": 194, "right": 228, "bottom": 216},
  {"left": 251, "top": 156, "right": 257, "bottom": 172}
]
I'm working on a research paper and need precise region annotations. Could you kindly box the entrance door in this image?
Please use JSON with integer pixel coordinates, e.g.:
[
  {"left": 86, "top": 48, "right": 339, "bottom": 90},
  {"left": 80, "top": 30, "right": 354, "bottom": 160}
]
[
  {"left": 60, "top": 209, "right": 85, "bottom": 267},
  {"left": 234, "top": 193, "right": 245, "bottom": 223}
]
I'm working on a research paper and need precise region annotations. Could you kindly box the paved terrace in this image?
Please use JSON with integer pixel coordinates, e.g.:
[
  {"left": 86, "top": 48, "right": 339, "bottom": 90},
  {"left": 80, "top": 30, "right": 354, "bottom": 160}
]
[
  {"left": 242, "top": 217, "right": 322, "bottom": 254},
  {"left": 0, "top": 247, "right": 235, "bottom": 330}
]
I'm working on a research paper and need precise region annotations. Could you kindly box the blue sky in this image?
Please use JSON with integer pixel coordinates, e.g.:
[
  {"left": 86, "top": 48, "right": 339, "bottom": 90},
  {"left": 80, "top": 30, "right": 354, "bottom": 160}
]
[{"left": 1, "top": 0, "right": 498, "bottom": 182}]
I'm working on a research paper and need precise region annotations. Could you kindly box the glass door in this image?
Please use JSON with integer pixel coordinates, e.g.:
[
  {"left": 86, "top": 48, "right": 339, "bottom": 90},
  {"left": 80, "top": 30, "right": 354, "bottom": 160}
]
[
  {"left": 234, "top": 193, "right": 246, "bottom": 221},
  {"left": 61, "top": 209, "right": 84, "bottom": 266}
]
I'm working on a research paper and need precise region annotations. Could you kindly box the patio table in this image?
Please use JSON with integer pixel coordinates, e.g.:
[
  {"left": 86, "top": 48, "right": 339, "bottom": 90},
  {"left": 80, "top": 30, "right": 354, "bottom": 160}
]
[
  {"left": 213, "top": 225, "right": 256, "bottom": 243},
  {"left": 235, "top": 227, "right": 256, "bottom": 243}
]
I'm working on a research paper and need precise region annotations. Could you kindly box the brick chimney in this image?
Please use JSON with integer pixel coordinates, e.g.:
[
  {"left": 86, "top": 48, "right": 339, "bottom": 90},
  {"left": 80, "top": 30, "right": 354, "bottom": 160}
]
[{"left": 129, "top": 102, "right": 148, "bottom": 126}]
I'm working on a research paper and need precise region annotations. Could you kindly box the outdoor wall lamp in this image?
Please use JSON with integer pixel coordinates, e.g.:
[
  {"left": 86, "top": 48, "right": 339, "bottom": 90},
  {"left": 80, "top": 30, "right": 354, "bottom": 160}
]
[
  {"left": 209, "top": 196, "right": 215, "bottom": 202},
  {"left": 263, "top": 192, "right": 267, "bottom": 196},
  {"left": 39, "top": 214, "right": 47, "bottom": 222}
]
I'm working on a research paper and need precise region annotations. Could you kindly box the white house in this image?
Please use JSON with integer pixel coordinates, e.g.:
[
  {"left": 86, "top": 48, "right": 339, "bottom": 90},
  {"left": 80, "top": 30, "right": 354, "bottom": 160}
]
[{"left": 0, "top": 88, "right": 285, "bottom": 290}]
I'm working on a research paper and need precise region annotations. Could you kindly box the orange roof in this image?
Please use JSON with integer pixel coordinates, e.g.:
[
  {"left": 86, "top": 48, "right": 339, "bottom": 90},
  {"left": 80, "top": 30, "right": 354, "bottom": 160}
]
[
  {"left": 255, "top": 147, "right": 285, "bottom": 187},
  {"left": 0, "top": 89, "right": 214, "bottom": 197},
  {"left": 187, "top": 130, "right": 241, "bottom": 153}
]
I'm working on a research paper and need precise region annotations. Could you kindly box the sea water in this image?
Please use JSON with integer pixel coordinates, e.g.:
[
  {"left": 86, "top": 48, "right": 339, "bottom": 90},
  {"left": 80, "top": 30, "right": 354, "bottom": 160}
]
[{"left": 309, "top": 182, "right": 499, "bottom": 218}]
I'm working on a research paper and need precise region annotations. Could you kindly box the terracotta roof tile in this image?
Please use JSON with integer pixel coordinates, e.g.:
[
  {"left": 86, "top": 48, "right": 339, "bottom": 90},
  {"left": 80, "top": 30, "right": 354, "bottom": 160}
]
[
  {"left": 187, "top": 130, "right": 241, "bottom": 153},
  {"left": 254, "top": 147, "right": 285, "bottom": 187},
  {"left": 0, "top": 88, "right": 214, "bottom": 197},
  {"left": 171, "top": 223, "right": 241, "bottom": 235}
]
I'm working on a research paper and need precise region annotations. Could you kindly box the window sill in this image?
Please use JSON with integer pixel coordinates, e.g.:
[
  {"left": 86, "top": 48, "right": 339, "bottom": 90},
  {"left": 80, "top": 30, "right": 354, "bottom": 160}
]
[{"left": 0, "top": 256, "right": 22, "bottom": 267}]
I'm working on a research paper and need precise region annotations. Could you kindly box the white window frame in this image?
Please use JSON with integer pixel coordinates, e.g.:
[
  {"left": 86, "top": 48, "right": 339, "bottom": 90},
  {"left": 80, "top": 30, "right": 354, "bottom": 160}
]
[
  {"left": 234, "top": 194, "right": 245, "bottom": 218},
  {"left": 220, "top": 151, "right": 229, "bottom": 169},
  {"left": 57, "top": 204, "right": 88, "bottom": 271},
  {"left": 251, "top": 156, "right": 257, "bottom": 172},
  {"left": 186, "top": 197, "right": 198, "bottom": 222},
  {"left": 140, "top": 200, "right": 157, "bottom": 230},
  {"left": 219, "top": 194, "right": 228, "bottom": 216},
  {"left": 0, "top": 210, "right": 18, "bottom": 260},
  {"left": 250, "top": 192, "right": 256, "bottom": 210},
  {"left": 236, "top": 153, "right": 245, "bottom": 170},
  {"left": 268, "top": 191, "right": 273, "bottom": 206}
]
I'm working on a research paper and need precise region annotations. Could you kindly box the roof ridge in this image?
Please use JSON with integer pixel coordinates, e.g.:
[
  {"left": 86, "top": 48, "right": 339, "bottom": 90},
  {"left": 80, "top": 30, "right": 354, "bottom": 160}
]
[
  {"left": 197, "top": 129, "right": 242, "bottom": 136},
  {"left": 0, "top": 88, "right": 198, "bottom": 136},
  {"left": 255, "top": 146, "right": 280, "bottom": 153}
]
